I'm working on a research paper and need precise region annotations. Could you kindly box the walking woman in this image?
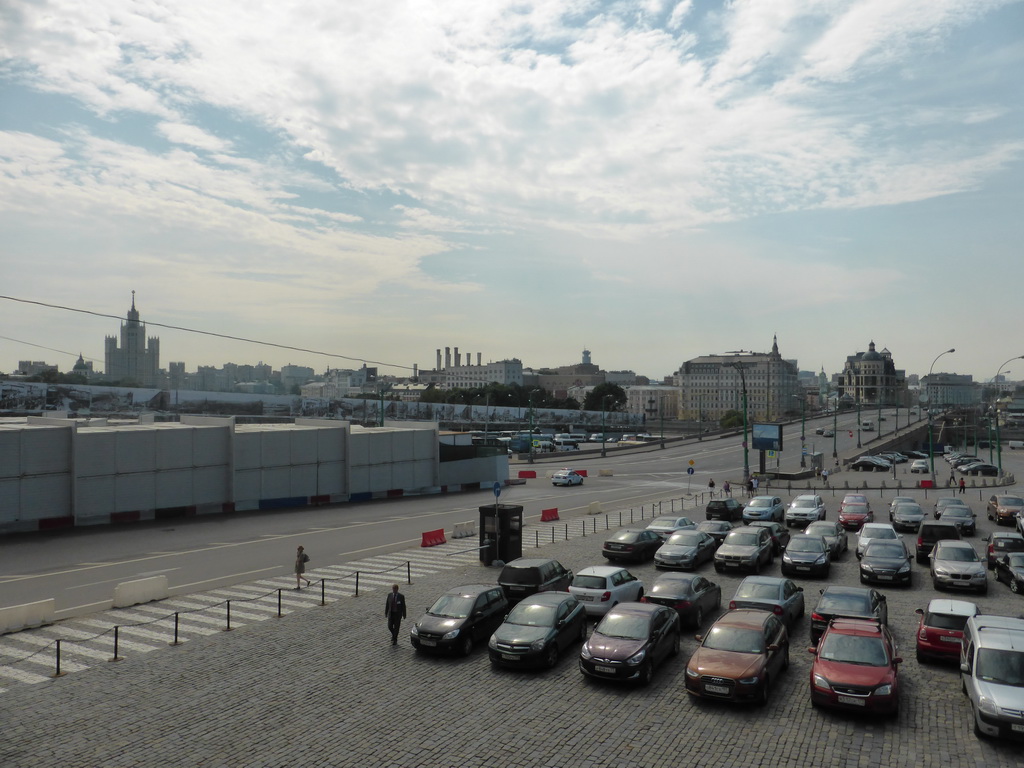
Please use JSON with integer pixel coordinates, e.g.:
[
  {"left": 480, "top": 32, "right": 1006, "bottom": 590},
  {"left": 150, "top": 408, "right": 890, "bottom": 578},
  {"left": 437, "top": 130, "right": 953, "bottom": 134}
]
[{"left": 295, "top": 545, "right": 312, "bottom": 589}]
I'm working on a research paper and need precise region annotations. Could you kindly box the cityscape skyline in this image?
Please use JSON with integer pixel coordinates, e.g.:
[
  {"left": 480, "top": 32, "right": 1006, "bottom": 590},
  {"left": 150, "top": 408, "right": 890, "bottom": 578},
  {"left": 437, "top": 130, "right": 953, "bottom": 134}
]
[{"left": 2, "top": 2, "right": 1022, "bottom": 382}]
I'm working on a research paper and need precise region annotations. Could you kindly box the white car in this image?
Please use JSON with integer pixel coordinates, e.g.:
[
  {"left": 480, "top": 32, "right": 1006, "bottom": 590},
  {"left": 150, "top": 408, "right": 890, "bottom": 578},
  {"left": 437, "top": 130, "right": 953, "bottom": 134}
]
[
  {"left": 645, "top": 515, "right": 697, "bottom": 540},
  {"left": 910, "top": 459, "right": 929, "bottom": 474},
  {"left": 785, "top": 495, "right": 826, "bottom": 528},
  {"left": 551, "top": 468, "right": 584, "bottom": 487},
  {"left": 568, "top": 566, "right": 644, "bottom": 616},
  {"left": 856, "top": 523, "right": 900, "bottom": 559}
]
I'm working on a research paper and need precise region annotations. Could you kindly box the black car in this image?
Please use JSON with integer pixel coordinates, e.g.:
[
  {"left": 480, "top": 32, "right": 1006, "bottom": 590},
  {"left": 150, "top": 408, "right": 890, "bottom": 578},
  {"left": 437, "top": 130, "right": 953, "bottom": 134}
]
[
  {"left": 749, "top": 521, "right": 791, "bottom": 555},
  {"left": 410, "top": 585, "right": 509, "bottom": 655},
  {"left": 986, "top": 532, "right": 1024, "bottom": 568},
  {"left": 653, "top": 530, "right": 717, "bottom": 570},
  {"left": 780, "top": 534, "right": 831, "bottom": 578},
  {"left": 993, "top": 553, "right": 1024, "bottom": 594},
  {"left": 488, "top": 592, "right": 588, "bottom": 669},
  {"left": 810, "top": 586, "right": 888, "bottom": 644},
  {"left": 706, "top": 498, "right": 744, "bottom": 522},
  {"left": 696, "top": 520, "right": 735, "bottom": 546},
  {"left": 579, "top": 602, "right": 681, "bottom": 685},
  {"left": 603, "top": 528, "right": 662, "bottom": 563},
  {"left": 642, "top": 573, "right": 722, "bottom": 627},
  {"left": 497, "top": 558, "right": 574, "bottom": 604},
  {"left": 858, "top": 540, "right": 913, "bottom": 587},
  {"left": 939, "top": 506, "right": 977, "bottom": 536}
]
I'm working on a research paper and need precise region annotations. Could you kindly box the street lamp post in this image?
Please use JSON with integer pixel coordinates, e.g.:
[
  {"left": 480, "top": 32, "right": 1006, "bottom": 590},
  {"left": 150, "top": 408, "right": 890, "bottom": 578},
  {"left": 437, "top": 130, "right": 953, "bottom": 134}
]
[
  {"left": 659, "top": 396, "right": 666, "bottom": 449},
  {"left": 832, "top": 398, "right": 838, "bottom": 459},
  {"left": 927, "top": 348, "right": 956, "bottom": 478},
  {"left": 857, "top": 401, "right": 862, "bottom": 449},
  {"left": 725, "top": 361, "right": 751, "bottom": 483},
  {"left": 527, "top": 390, "right": 536, "bottom": 464},
  {"left": 994, "top": 355, "right": 1024, "bottom": 475},
  {"left": 793, "top": 394, "right": 806, "bottom": 468},
  {"left": 600, "top": 394, "right": 612, "bottom": 459}
]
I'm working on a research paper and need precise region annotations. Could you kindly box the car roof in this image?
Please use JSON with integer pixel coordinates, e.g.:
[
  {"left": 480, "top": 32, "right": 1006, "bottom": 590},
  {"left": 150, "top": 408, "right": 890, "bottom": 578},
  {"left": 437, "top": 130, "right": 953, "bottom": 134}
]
[
  {"left": 576, "top": 565, "right": 627, "bottom": 577},
  {"left": 445, "top": 584, "right": 500, "bottom": 597},
  {"left": 925, "top": 598, "right": 979, "bottom": 617},
  {"left": 606, "top": 602, "right": 662, "bottom": 617},
  {"left": 935, "top": 540, "right": 975, "bottom": 552},
  {"left": 790, "top": 533, "right": 826, "bottom": 542},
  {"left": 793, "top": 495, "right": 820, "bottom": 502},
  {"left": 739, "top": 575, "right": 786, "bottom": 587},
  {"left": 861, "top": 523, "right": 894, "bottom": 531},
  {"left": 822, "top": 585, "right": 873, "bottom": 597},
  {"left": 990, "top": 532, "right": 1024, "bottom": 540},
  {"left": 968, "top": 616, "right": 1024, "bottom": 651},
  {"left": 505, "top": 557, "right": 561, "bottom": 568},
  {"left": 710, "top": 608, "right": 773, "bottom": 630}
]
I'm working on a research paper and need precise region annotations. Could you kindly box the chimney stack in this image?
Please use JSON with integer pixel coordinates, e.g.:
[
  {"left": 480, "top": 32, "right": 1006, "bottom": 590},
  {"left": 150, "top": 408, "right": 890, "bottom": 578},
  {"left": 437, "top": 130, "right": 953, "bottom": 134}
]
[
  {"left": 454, "top": 347, "right": 460, "bottom": 367},
  {"left": 445, "top": 347, "right": 451, "bottom": 369},
  {"left": 436, "top": 349, "right": 441, "bottom": 371},
  {"left": 477, "top": 352, "right": 482, "bottom": 366}
]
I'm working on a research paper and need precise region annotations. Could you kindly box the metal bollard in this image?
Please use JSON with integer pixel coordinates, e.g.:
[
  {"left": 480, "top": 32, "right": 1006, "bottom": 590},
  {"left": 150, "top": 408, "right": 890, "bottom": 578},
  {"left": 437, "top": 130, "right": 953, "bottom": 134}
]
[
  {"left": 407, "top": 562, "right": 412, "bottom": 585},
  {"left": 355, "top": 572, "right": 360, "bottom": 597},
  {"left": 564, "top": 523, "right": 568, "bottom": 541},
  {"left": 225, "top": 600, "right": 233, "bottom": 631},
  {"left": 277, "top": 590, "right": 283, "bottom": 618},
  {"left": 535, "top": 530, "right": 539, "bottom": 548},
  {"left": 110, "top": 626, "right": 123, "bottom": 662},
  {"left": 171, "top": 612, "right": 182, "bottom": 645},
  {"left": 320, "top": 579, "right": 326, "bottom": 606},
  {"left": 54, "top": 639, "right": 64, "bottom": 677}
]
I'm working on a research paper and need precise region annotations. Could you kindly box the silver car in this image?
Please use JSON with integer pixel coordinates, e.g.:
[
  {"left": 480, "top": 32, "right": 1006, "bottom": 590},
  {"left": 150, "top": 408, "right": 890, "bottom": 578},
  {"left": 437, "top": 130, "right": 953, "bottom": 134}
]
[
  {"left": 930, "top": 540, "right": 988, "bottom": 595},
  {"left": 742, "top": 496, "right": 785, "bottom": 523},
  {"left": 785, "top": 495, "right": 826, "bottom": 528},
  {"left": 960, "top": 615, "right": 1024, "bottom": 739}
]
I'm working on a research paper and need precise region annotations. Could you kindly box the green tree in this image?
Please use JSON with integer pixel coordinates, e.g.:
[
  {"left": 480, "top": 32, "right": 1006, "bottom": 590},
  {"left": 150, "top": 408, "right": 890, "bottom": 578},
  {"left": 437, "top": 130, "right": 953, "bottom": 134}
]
[
  {"left": 584, "top": 383, "right": 627, "bottom": 412},
  {"left": 720, "top": 409, "right": 743, "bottom": 429}
]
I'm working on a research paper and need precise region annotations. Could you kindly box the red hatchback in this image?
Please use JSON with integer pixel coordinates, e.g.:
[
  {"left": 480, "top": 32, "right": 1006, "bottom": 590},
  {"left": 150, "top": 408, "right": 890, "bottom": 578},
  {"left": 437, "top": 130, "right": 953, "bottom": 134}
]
[
  {"left": 809, "top": 618, "right": 902, "bottom": 715},
  {"left": 838, "top": 503, "right": 873, "bottom": 532},
  {"left": 913, "top": 598, "right": 978, "bottom": 663}
]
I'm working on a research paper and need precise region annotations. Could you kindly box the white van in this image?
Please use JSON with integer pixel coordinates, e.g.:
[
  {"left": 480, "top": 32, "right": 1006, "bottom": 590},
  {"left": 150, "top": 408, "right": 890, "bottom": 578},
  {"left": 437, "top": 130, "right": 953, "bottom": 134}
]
[
  {"left": 1008, "top": 440, "right": 1024, "bottom": 450},
  {"left": 553, "top": 438, "right": 580, "bottom": 452}
]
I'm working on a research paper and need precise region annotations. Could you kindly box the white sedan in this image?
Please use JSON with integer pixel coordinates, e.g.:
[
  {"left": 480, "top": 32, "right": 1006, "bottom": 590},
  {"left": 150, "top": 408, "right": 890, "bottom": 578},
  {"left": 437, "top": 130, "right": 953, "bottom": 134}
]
[
  {"left": 552, "top": 468, "right": 584, "bottom": 486},
  {"left": 910, "top": 459, "right": 929, "bottom": 474},
  {"left": 568, "top": 566, "right": 644, "bottom": 616}
]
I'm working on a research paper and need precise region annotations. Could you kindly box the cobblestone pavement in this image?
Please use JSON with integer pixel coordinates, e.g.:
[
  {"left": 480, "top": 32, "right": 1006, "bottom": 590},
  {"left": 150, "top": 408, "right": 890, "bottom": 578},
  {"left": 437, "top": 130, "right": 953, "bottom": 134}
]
[{"left": 2, "top": 486, "right": 1023, "bottom": 767}]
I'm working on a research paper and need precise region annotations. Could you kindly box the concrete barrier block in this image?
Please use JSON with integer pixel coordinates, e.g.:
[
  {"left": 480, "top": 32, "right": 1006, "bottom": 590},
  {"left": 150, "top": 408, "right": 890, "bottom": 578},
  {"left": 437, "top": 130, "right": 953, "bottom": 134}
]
[
  {"left": 452, "top": 521, "right": 476, "bottom": 539},
  {"left": 113, "top": 576, "right": 168, "bottom": 608},
  {"left": 0, "top": 599, "right": 55, "bottom": 634},
  {"left": 587, "top": 501, "right": 603, "bottom": 515},
  {"left": 599, "top": 469, "right": 614, "bottom": 477}
]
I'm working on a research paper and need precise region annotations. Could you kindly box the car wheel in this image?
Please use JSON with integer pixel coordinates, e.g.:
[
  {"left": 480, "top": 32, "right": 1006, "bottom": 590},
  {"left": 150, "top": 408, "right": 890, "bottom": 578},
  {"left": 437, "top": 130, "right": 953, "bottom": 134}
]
[
  {"left": 753, "top": 558, "right": 761, "bottom": 575},
  {"left": 1012, "top": 579, "right": 1021, "bottom": 594},
  {"left": 460, "top": 634, "right": 474, "bottom": 657},
  {"left": 637, "top": 660, "right": 653, "bottom": 687},
  {"left": 670, "top": 630, "right": 680, "bottom": 657},
  {"left": 782, "top": 644, "right": 790, "bottom": 671},
  {"left": 768, "top": 551, "right": 775, "bottom": 566},
  {"left": 636, "top": 587, "right": 644, "bottom": 600},
  {"left": 714, "top": 564, "right": 723, "bottom": 573},
  {"left": 693, "top": 607, "right": 704, "bottom": 629},
  {"left": 544, "top": 644, "right": 559, "bottom": 669},
  {"left": 578, "top": 619, "right": 588, "bottom": 643},
  {"left": 756, "top": 676, "right": 770, "bottom": 707}
]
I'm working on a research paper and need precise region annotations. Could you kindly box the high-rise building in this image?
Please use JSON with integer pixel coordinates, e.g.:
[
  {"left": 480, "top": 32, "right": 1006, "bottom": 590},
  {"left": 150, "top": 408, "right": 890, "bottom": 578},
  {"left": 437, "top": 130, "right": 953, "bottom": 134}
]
[
  {"left": 837, "top": 341, "right": 907, "bottom": 406},
  {"left": 104, "top": 292, "right": 160, "bottom": 387}
]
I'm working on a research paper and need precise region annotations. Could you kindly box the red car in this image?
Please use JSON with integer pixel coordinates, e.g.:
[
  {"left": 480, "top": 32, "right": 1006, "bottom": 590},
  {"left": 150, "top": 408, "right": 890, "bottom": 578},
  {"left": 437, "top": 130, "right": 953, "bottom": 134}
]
[
  {"left": 809, "top": 618, "right": 902, "bottom": 715},
  {"left": 913, "top": 598, "right": 978, "bottom": 663},
  {"left": 838, "top": 503, "right": 873, "bottom": 532}
]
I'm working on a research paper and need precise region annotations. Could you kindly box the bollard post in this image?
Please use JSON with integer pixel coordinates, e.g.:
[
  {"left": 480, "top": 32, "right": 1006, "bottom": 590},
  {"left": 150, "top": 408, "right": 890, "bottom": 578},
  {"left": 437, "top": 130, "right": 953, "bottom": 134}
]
[
  {"left": 619, "top": 511, "right": 622, "bottom": 527},
  {"left": 110, "top": 626, "right": 123, "bottom": 662},
  {"left": 277, "top": 590, "right": 283, "bottom": 618},
  {"left": 605, "top": 514, "right": 609, "bottom": 530},
  {"left": 355, "top": 572, "right": 360, "bottom": 597},
  {"left": 407, "top": 562, "right": 412, "bottom": 585},
  {"left": 564, "top": 523, "right": 568, "bottom": 541},
  {"left": 320, "top": 579, "right": 326, "bottom": 606},
  {"left": 225, "top": 600, "right": 232, "bottom": 631},
  {"left": 582, "top": 519, "right": 585, "bottom": 536},
  {"left": 170, "top": 612, "right": 182, "bottom": 645},
  {"left": 535, "top": 530, "right": 539, "bottom": 548},
  {"left": 54, "top": 639, "right": 64, "bottom": 677},
  {"left": 551, "top": 527, "right": 554, "bottom": 544},
  {"left": 592, "top": 517, "right": 596, "bottom": 533},
  {"left": 630, "top": 509, "right": 634, "bottom": 523}
]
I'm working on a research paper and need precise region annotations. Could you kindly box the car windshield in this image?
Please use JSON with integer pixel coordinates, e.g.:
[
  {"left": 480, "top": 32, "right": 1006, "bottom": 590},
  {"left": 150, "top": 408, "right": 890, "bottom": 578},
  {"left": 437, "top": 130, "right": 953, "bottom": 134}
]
[
  {"left": 427, "top": 594, "right": 476, "bottom": 618},
  {"left": 573, "top": 575, "right": 608, "bottom": 590},
  {"left": 862, "top": 528, "right": 896, "bottom": 540},
  {"left": 667, "top": 532, "right": 702, "bottom": 546},
  {"left": 595, "top": 612, "right": 651, "bottom": 640},
  {"left": 726, "top": 533, "right": 760, "bottom": 547},
  {"left": 749, "top": 499, "right": 769, "bottom": 508},
  {"left": 506, "top": 603, "right": 557, "bottom": 627},
  {"left": 792, "top": 499, "right": 815, "bottom": 508},
  {"left": 819, "top": 593, "right": 870, "bottom": 613},
  {"left": 894, "top": 504, "right": 923, "bottom": 516},
  {"left": 702, "top": 626, "right": 766, "bottom": 654},
  {"left": 941, "top": 509, "right": 970, "bottom": 518},
  {"left": 651, "top": 578, "right": 692, "bottom": 595},
  {"left": 652, "top": 517, "right": 686, "bottom": 527},
  {"left": 843, "top": 506, "right": 868, "bottom": 515},
  {"left": 818, "top": 634, "right": 888, "bottom": 666},
  {"left": 1000, "top": 497, "right": 1024, "bottom": 507},
  {"left": 1006, "top": 554, "right": 1024, "bottom": 567},
  {"left": 844, "top": 496, "right": 867, "bottom": 504},
  {"left": 735, "top": 583, "right": 780, "bottom": 600},
  {"left": 925, "top": 612, "right": 970, "bottom": 631},
  {"left": 865, "top": 542, "right": 905, "bottom": 558},
  {"left": 698, "top": 522, "right": 727, "bottom": 532},
  {"left": 500, "top": 567, "right": 540, "bottom": 586},
  {"left": 976, "top": 649, "right": 1024, "bottom": 687},
  {"left": 938, "top": 546, "right": 979, "bottom": 562},
  {"left": 788, "top": 539, "right": 825, "bottom": 553},
  {"left": 806, "top": 523, "right": 835, "bottom": 537}
]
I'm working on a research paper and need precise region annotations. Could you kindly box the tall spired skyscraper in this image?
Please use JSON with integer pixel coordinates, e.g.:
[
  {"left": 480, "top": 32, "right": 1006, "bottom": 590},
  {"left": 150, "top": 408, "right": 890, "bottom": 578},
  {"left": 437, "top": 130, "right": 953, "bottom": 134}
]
[{"left": 104, "top": 292, "right": 160, "bottom": 386}]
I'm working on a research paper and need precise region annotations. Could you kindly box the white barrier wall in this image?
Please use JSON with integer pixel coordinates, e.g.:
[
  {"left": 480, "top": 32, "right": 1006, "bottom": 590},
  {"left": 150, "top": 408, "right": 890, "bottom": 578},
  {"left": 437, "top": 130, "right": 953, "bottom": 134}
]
[
  {"left": 113, "top": 576, "right": 168, "bottom": 608},
  {"left": 0, "top": 425, "right": 73, "bottom": 523},
  {"left": 0, "top": 599, "right": 55, "bottom": 634}
]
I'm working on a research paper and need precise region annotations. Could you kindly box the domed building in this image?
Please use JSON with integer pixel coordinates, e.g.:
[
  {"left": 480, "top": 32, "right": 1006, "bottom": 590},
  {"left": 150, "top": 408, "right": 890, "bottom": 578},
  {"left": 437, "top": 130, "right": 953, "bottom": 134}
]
[{"left": 838, "top": 341, "right": 907, "bottom": 406}]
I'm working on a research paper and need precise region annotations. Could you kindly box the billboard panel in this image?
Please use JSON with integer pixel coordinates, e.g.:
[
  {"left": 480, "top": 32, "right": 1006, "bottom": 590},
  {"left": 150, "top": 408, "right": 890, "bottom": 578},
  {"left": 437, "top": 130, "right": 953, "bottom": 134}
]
[{"left": 751, "top": 423, "right": 783, "bottom": 452}]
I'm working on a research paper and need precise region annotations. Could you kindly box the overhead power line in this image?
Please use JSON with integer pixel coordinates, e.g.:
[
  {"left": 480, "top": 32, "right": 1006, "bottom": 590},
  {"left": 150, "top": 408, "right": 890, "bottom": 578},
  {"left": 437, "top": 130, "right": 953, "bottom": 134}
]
[{"left": 0, "top": 295, "right": 414, "bottom": 371}]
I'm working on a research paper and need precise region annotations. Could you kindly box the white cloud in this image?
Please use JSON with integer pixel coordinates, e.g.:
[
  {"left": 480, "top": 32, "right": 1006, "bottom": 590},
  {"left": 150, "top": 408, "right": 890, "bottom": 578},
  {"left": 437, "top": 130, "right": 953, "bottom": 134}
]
[{"left": 156, "top": 122, "right": 231, "bottom": 152}]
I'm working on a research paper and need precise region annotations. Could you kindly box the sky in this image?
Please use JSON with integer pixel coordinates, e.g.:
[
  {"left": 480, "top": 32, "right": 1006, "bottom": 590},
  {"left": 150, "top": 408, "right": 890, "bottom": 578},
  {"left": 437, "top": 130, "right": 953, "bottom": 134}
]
[{"left": 1, "top": 0, "right": 1023, "bottom": 384}]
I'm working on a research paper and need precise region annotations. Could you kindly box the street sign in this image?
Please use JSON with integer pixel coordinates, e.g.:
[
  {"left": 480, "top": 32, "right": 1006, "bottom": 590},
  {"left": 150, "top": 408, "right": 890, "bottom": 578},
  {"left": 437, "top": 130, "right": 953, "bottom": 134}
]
[
  {"left": 493, "top": 481, "right": 502, "bottom": 498},
  {"left": 688, "top": 460, "right": 695, "bottom": 466},
  {"left": 767, "top": 450, "right": 776, "bottom": 459},
  {"left": 687, "top": 467, "right": 695, "bottom": 475}
]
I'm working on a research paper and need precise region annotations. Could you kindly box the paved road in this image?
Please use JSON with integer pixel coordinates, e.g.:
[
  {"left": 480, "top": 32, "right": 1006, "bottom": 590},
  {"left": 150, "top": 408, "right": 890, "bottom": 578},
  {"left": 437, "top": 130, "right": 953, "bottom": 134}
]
[{"left": 1, "top": 465, "right": 1022, "bottom": 767}]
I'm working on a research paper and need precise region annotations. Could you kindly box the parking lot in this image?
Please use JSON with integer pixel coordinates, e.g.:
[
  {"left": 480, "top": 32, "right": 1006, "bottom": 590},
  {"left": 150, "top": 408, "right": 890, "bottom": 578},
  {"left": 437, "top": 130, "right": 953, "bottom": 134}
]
[{"left": 1, "top": 482, "right": 1023, "bottom": 767}]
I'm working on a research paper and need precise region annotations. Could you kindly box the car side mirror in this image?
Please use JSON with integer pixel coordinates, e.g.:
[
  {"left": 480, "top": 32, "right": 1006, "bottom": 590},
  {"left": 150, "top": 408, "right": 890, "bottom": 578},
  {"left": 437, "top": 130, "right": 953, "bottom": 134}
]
[
  {"left": 807, "top": 647, "right": 817, "bottom": 655},
  {"left": 893, "top": 657, "right": 903, "bottom": 665},
  {"left": 879, "top": 595, "right": 887, "bottom": 600},
  {"left": 960, "top": 663, "right": 970, "bottom": 674},
  {"left": 914, "top": 608, "right": 923, "bottom": 615},
  {"left": 694, "top": 634, "right": 703, "bottom": 642},
  {"left": 768, "top": 644, "right": 779, "bottom": 652},
  {"left": 797, "top": 587, "right": 804, "bottom": 592}
]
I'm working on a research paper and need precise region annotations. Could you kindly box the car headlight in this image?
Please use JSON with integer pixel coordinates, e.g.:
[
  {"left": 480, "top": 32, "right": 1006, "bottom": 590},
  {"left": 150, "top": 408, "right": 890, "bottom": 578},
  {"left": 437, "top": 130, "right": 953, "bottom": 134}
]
[
  {"left": 816, "top": 554, "right": 828, "bottom": 564},
  {"left": 531, "top": 639, "right": 547, "bottom": 651},
  {"left": 410, "top": 624, "right": 420, "bottom": 637},
  {"left": 978, "top": 695, "right": 999, "bottom": 715},
  {"left": 685, "top": 666, "right": 699, "bottom": 678},
  {"left": 626, "top": 648, "right": 647, "bottom": 666},
  {"left": 580, "top": 643, "right": 593, "bottom": 660},
  {"left": 934, "top": 567, "right": 951, "bottom": 577},
  {"left": 861, "top": 563, "right": 874, "bottom": 573},
  {"left": 488, "top": 635, "right": 498, "bottom": 650},
  {"left": 442, "top": 628, "right": 460, "bottom": 641},
  {"left": 812, "top": 674, "right": 831, "bottom": 691},
  {"left": 738, "top": 675, "right": 759, "bottom": 685},
  {"left": 897, "top": 564, "right": 910, "bottom": 574},
  {"left": 875, "top": 684, "right": 892, "bottom": 696},
  {"left": 782, "top": 554, "right": 793, "bottom": 564}
]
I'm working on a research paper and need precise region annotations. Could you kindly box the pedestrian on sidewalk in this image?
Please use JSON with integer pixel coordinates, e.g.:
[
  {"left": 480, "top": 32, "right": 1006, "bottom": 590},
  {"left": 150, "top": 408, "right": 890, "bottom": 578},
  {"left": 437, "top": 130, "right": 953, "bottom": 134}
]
[
  {"left": 708, "top": 478, "right": 716, "bottom": 495},
  {"left": 949, "top": 471, "right": 955, "bottom": 487},
  {"left": 746, "top": 478, "right": 754, "bottom": 497},
  {"left": 752, "top": 476, "right": 760, "bottom": 494},
  {"left": 959, "top": 477, "right": 966, "bottom": 495},
  {"left": 294, "top": 545, "right": 312, "bottom": 589},
  {"left": 822, "top": 469, "right": 829, "bottom": 487},
  {"left": 385, "top": 583, "right": 407, "bottom": 646},
  {"left": 723, "top": 480, "right": 731, "bottom": 496}
]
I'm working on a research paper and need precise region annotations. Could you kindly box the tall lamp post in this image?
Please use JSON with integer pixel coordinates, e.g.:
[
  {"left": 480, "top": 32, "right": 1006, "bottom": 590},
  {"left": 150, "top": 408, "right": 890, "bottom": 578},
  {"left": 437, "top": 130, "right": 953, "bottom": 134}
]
[
  {"left": 793, "top": 394, "right": 806, "bottom": 468},
  {"left": 659, "top": 396, "right": 666, "bottom": 449},
  {"left": 527, "top": 389, "right": 537, "bottom": 464},
  {"left": 994, "top": 355, "right": 1024, "bottom": 475},
  {"left": 927, "top": 348, "right": 956, "bottom": 478},
  {"left": 600, "top": 395, "right": 612, "bottom": 459},
  {"left": 832, "top": 396, "right": 838, "bottom": 460},
  {"left": 856, "top": 400, "right": 862, "bottom": 449},
  {"left": 725, "top": 361, "right": 751, "bottom": 483}
]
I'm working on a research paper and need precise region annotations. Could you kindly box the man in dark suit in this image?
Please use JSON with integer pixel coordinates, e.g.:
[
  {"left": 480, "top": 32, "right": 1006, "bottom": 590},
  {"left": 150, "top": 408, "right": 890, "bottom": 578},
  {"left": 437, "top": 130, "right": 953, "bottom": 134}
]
[{"left": 384, "top": 584, "right": 407, "bottom": 645}]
